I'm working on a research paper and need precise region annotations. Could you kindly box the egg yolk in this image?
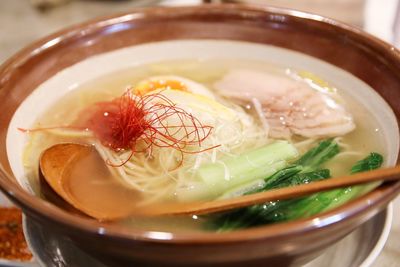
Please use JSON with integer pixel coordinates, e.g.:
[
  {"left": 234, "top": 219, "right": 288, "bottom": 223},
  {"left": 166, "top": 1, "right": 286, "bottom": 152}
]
[{"left": 134, "top": 79, "right": 188, "bottom": 95}]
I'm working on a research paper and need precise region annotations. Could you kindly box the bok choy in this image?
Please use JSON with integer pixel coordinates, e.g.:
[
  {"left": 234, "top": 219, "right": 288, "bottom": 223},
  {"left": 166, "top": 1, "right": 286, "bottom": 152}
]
[
  {"left": 177, "top": 141, "right": 298, "bottom": 201},
  {"left": 207, "top": 140, "right": 384, "bottom": 231}
]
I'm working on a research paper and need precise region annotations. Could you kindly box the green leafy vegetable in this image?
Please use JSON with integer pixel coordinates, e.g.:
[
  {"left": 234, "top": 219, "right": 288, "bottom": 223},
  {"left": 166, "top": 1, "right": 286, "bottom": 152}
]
[
  {"left": 207, "top": 140, "right": 384, "bottom": 231},
  {"left": 177, "top": 141, "right": 298, "bottom": 201},
  {"left": 294, "top": 138, "right": 339, "bottom": 173},
  {"left": 350, "top": 153, "right": 384, "bottom": 174},
  {"left": 255, "top": 165, "right": 304, "bottom": 191},
  {"left": 207, "top": 139, "right": 340, "bottom": 231},
  {"left": 208, "top": 169, "right": 332, "bottom": 231},
  {"left": 218, "top": 140, "right": 339, "bottom": 201},
  {"left": 323, "top": 152, "right": 384, "bottom": 211}
]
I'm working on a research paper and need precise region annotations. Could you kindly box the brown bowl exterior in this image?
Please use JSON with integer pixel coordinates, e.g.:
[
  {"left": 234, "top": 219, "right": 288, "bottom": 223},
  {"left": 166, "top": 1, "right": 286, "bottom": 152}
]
[{"left": 0, "top": 4, "right": 400, "bottom": 267}]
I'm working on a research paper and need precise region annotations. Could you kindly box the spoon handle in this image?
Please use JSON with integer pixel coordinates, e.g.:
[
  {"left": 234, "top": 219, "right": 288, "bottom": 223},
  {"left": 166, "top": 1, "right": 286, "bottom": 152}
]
[{"left": 160, "top": 165, "right": 400, "bottom": 216}]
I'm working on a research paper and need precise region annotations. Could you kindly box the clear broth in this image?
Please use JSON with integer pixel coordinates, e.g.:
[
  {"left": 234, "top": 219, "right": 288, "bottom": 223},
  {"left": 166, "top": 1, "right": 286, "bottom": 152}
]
[{"left": 23, "top": 59, "right": 386, "bottom": 232}]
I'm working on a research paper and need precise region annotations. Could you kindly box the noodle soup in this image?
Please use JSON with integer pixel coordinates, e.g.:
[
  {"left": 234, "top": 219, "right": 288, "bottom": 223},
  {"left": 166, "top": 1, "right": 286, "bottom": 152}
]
[{"left": 17, "top": 58, "right": 390, "bottom": 232}]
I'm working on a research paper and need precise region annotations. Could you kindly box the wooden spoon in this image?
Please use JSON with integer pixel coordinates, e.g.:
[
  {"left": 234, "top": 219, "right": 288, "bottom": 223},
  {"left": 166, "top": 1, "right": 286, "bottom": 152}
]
[
  {"left": 39, "top": 143, "right": 142, "bottom": 220},
  {"left": 40, "top": 143, "right": 400, "bottom": 220}
]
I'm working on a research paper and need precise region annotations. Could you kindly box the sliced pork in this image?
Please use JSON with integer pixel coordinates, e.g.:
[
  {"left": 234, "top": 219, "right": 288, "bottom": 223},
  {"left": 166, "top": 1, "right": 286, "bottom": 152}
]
[{"left": 214, "top": 69, "right": 355, "bottom": 139}]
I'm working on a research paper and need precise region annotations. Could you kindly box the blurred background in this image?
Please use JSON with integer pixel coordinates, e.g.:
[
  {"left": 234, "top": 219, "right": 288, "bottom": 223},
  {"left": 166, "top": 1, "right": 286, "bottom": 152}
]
[
  {"left": 1, "top": 0, "right": 400, "bottom": 62},
  {"left": 0, "top": 0, "right": 399, "bottom": 266}
]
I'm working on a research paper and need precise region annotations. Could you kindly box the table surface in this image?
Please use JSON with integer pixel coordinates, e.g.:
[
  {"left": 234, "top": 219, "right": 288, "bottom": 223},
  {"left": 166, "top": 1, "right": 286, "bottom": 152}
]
[{"left": 0, "top": 1, "right": 399, "bottom": 266}]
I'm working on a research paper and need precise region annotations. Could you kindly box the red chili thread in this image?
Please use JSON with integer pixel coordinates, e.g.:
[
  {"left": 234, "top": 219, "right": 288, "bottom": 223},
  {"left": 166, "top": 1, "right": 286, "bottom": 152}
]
[{"left": 81, "top": 91, "right": 220, "bottom": 167}]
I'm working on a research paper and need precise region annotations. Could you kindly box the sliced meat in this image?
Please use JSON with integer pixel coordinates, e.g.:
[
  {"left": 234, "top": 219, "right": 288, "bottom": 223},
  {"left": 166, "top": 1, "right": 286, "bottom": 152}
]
[{"left": 214, "top": 69, "right": 355, "bottom": 139}]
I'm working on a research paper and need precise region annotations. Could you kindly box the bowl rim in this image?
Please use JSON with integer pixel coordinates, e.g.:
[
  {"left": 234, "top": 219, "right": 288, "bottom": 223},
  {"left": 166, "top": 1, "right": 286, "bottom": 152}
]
[{"left": 0, "top": 3, "right": 400, "bottom": 244}]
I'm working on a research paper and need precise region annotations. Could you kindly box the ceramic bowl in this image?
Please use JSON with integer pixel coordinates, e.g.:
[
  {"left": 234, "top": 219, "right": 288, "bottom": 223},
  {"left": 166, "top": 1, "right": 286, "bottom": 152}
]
[{"left": 0, "top": 4, "right": 400, "bottom": 267}]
